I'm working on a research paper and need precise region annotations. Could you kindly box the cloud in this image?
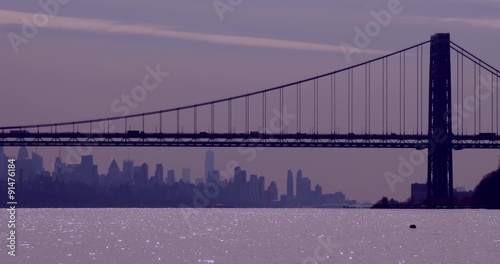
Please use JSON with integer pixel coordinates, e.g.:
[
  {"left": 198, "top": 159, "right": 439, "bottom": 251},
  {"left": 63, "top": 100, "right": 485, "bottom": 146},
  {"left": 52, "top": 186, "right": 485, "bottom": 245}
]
[
  {"left": 404, "top": 15, "right": 500, "bottom": 30},
  {"left": 0, "top": 9, "right": 387, "bottom": 55},
  {"left": 438, "top": 17, "right": 500, "bottom": 30}
]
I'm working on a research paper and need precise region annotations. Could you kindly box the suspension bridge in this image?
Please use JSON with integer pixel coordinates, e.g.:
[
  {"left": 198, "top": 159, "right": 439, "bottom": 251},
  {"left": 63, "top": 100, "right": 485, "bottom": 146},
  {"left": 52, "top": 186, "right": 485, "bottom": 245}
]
[{"left": 1, "top": 33, "right": 499, "bottom": 206}]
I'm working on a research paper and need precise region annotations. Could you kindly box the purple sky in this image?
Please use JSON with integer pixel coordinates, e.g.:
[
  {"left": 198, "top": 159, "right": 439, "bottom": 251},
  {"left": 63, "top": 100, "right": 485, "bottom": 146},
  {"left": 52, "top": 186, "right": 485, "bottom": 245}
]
[{"left": 1, "top": 0, "right": 500, "bottom": 203}]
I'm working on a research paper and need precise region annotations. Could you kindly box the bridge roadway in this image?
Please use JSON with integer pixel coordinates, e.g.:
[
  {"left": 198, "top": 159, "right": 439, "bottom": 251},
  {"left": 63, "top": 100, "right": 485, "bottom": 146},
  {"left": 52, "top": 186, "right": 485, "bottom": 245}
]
[{"left": 1, "top": 131, "right": 500, "bottom": 149}]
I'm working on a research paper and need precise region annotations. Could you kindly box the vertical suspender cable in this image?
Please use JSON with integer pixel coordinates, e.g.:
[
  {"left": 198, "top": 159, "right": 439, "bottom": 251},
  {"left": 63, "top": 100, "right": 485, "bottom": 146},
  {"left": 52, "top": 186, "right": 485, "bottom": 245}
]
[
  {"left": 386, "top": 56, "right": 389, "bottom": 134},
  {"left": 366, "top": 64, "right": 368, "bottom": 134},
  {"left": 194, "top": 107, "right": 197, "bottom": 133},
  {"left": 228, "top": 100, "right": 232, "bottom": 133},
  {"left": 211, "top": 103, "right": 214, "bottom": 134},
  {"left": 461, "top": 50, "right": 464, "bottom": 135},
  {"left": 417, "top": 46, "right": 420, "bottom": 135},
  {"left": 331, "top": 75, "right": 333, "bottom": 134},
  {"left": 420, "top": 45, "right": 424, "bottom": 134},
  {"left": 403, "top": 51, "right": 406, "bottom": 134},
  {"left": 334, "top": 76, "right": 336, "bottom": 133},
  {"left": 479, "top": 63, "right": 482, "bottom": 132},
  {"left": 297, "top": 84, "right": 300, "bottom": 133},
  {"left": 474, "top": 63, "right": 477, "bottom": 134},
  {"left": 399, "top": 53, "right": 402, "bottom": 134},
  {"left": 492, "top": 73, "right": 494, "bottom": 133},
  {"left": 177, "top": 109, "right": 180, "bottom": 134},
  {"left": 456, "top": 51, "right": 459, "bottom": 135},
  {"left": 382, "top": 59, "right": 385, "bottom": 134}
]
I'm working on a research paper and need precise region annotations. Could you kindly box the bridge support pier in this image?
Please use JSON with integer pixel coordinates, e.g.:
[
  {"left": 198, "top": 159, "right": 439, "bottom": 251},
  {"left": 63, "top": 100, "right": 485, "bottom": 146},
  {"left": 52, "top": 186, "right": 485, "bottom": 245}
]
[{"left": 427, "top": 33, "right": 454, "bottom": 206}]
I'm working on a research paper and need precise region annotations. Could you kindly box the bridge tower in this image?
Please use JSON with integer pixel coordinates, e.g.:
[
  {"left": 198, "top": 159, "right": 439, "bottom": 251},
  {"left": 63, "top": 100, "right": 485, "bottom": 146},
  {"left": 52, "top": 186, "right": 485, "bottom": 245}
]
[{"left": 427, "top": 33, "right": 453, "bottom": 206}]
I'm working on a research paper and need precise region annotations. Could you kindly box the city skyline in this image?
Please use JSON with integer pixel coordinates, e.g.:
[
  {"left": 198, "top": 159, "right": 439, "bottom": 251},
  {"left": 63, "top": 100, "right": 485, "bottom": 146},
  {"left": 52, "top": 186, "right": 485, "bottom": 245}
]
[
  {"left": 0, "top": 140, "right": 487, "bottom": 205},
  {"left": 1, "top": 146, "right": 356, "bottom": 204}
]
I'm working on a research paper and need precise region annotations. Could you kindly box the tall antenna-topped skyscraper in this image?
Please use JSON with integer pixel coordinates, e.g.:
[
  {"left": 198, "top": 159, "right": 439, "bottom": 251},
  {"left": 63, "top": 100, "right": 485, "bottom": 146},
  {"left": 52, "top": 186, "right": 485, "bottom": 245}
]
[
  {"left": 287, "top": 170, "right": 294, "bottom": 205},
  {"left": 205, "top": 149, "right": 215, "bottom": 183}
]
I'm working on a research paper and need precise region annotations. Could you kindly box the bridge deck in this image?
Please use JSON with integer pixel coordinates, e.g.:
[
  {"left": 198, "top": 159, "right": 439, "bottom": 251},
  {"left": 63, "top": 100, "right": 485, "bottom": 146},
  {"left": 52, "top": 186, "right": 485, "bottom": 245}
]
[{"left": 1, "top": 132, "right": 500, "bottom": 148}]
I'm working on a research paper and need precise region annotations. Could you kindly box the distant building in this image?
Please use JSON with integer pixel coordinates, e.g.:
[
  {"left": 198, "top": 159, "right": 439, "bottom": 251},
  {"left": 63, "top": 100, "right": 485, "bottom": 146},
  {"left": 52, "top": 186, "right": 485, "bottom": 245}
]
[
  {"left": 287, "top": 170, "right": 294, "bottom": 205},
  {"left": 411, "top": 183, "right": 427, "bottom": 205},
  {"left": 141, "top": 163, "right": 149, "bottom": 180},
  {"left": 31, "top": 151, "right": 44, "bottom": 175},
  {"left": 296, "top": 169, "right": 303, "bottom": 204},
  {"left": 323, "top": 192, "right": 346, "bottom": 205},
  {"left": 314, "top": 184, "right": 323, "bottom": 205},
  {"left": 17, "top": 147, "right": 35, "bottom": 181},
  {"left": 182, "top": 168, "right": 191, "bottom": 183},
  {"left": 18, "top": 146, "right": 29, "bottom": 160},
  {"left": 79, "top": 155, "right": 98, "bottom": 184},
  {"left": 234, "top": 167, "right": 246, "bottom": 200},
  {"left": 258, "top": 176, "right": 265, "bottom": 203},
  {"left": 107, "top": 159, "right": 121, "bottom": 185},
  {"left": 122, "top": 159, "right": 134, "bottom": 182},
  {"left": 267, "top": 181, "right": 278, "bottom": 202},
  {"left": 152, "top": 164, "right": 164, "bottom": 184},
  {"left": 454, "top": 187, "right": 473, "bottom": 205},
  {"left": 133, "top": 163, "right": 148, "bottom": 186},
  {"left": 248, "top": 175, "right": 258, "bottom": 202},
  {"left": 195, "top": 178, "right": 204, "bottom": 186},
  {"left": 302, "top": 177, "right": 312, "bottom": 204},
  {"left": 208, "top": 170, "right": 220, "bottom": 183},
  {"left": 204, "top": 149, "right": 214, "bottom": 183},
  {"left": 53, "top": 156, "right": 66, "bottom": 178},
  {"left": 167, "top": 169, "right": 175, "bottom": 185}
]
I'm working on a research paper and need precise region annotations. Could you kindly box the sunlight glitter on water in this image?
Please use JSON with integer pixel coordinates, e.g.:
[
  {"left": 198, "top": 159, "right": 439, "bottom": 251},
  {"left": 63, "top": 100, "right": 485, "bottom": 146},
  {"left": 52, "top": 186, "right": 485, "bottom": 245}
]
[{"left": 0, "top": 209, "right": 498, "bottom": 263}]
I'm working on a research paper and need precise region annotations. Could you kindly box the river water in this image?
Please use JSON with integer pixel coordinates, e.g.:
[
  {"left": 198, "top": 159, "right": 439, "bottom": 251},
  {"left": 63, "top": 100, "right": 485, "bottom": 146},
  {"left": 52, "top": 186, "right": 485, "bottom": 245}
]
[{"left": 0, "top": 209, "right": 499, "bottom": 263}]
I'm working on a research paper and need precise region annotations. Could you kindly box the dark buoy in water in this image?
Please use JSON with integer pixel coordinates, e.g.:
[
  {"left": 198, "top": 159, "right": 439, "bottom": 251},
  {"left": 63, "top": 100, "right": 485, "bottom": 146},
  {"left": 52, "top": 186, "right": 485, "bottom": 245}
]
[{"left": 410, "top": 224, "right": 416, "bottom": 229}]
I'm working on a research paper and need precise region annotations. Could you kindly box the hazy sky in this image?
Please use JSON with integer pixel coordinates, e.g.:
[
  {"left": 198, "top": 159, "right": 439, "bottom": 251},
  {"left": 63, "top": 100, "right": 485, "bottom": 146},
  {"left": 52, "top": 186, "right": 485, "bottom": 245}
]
[{"left": 1, "top": 0, "right": 500, "bottom": 203}]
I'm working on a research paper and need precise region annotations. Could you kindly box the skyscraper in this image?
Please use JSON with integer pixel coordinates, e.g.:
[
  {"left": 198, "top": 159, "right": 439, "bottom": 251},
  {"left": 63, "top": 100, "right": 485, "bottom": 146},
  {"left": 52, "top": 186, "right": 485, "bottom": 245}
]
[
  {"left": 133, "top": 163, "right": 148, "bottom": 185},
  {"left": 204, "top": 149, "right": 214, "bottom": 183},
  {"left": 302, "top": 177, "right": 312, "bottom": 205},
  {"left": 18, "top": 146, "right": 29, "bottom": 160},
  {"left": 141, "top": 163, "right": 149, "bottom": 179},
  {"left": 154, "top": 164, "right": 164, "bottom": 183},
  {"left": 81, "top": 155, "right": 98, "bottom": 184},
  {"left": 287, "top": 170, "right": 293, "bottom": 203},
  {"left": 108, "top": 159, "right": 120, "bottom": 176},
  {"left": 182, "top": 168, "right": 191, "bottom": 183},
  {"left": 258, "top": 176, "right": 265, "bottom": 203},
  {"left": 208, "top": 170, "right": 220, "bottom": 183},
  {"left": 167, "top": 169, "right": 175, "bottom": 185},
  {"left": 53, "top": 157, "right": 67, "bottom": 178},
  {"left": 296, "top": 169, "right": 303, "bottom": 204},
  {"left": 107, "top": 159, "right": 120, "bottom": 185},
  {"left": 234, "top": 167, "right": 246, "bottom": 200},
  {"left": 268, "top": 181, "right": 278, "bottom": 202},
  {"left": 249, "top": 174, "right": 258, "bottom": 202},
  {"left": 31, "top": 151, "right": 44, "bottom": 175},
  {"left": 122, "top": 159, "right": 134, "bottom": 182}
]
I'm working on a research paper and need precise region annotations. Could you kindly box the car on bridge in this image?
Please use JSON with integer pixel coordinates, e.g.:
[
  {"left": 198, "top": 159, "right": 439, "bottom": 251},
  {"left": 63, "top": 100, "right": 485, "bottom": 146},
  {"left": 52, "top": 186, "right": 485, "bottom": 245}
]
[{"left": 126, "top": 130, "right": 144, "bottom": 135}]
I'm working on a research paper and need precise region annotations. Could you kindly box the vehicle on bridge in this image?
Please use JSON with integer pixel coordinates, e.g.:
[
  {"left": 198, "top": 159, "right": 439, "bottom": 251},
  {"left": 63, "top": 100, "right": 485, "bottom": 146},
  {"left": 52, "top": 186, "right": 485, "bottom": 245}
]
[{"left": 126, "top": 130, "right": 144, "bottom": 135}]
